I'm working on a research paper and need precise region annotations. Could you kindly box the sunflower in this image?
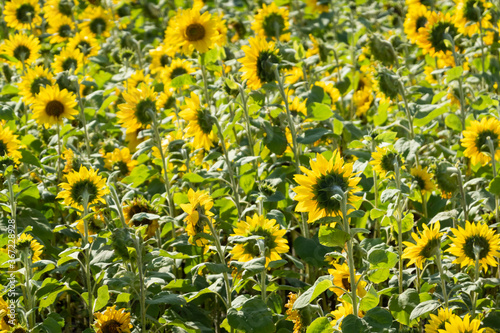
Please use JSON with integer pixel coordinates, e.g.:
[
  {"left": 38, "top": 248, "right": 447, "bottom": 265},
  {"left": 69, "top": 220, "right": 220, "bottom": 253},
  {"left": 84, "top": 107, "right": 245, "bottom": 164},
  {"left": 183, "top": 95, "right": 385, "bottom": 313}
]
[
  {"left": 410, "top": 165, "right": 436, "bottom": 194},
  {"left": 102, "top": 147, "right": 137, "bottom": 177},
  {"left": 1, "top": 33, "right": 40, "bottom": 68},
  {"left": 75, "top": 210, "right": 105, "bottom": 243},
  {"left": 424, "top": 66, "right": 439, "bottom": 84},
  {"left": 0, "top": 124, "right": 22, "bottom": 165},
  {"left": 157, "top": 88, "right": 176, "bottom": 111},
  {"left": 94, "top": 306, "right": 132, "bottom": 333},
  {"left": 164, "top": 8, "right": 219, "bottom": 55},
  {"left": 179, "top": 92, "right": 216, "bottom": 151},
  {"left": 57, "top": 166, "right": 109, "bottom": 210},
  {"left": 306, "top": 34, "right": 321, "bottom": 58},
  {"left": 4, "top": 0, "right": 42, "bottom": 30},
  {"left": 416, "top": 12, "right": 460, "bottom": 67},
  {"left": 370, "top": 146, "right": 405, "bottom": 180},
  {"left": 47, "top": 15, "right": 75, "bottom": 44},
  {"left": 435, "top": 162, "right": 459, "bottom": 199},
  {"left": 403, "top": 221, "right": 443, "bottom": 269},
  {"left": 230, "top": 213, "right": 289, "bottom": 267},
  {"left": 180, "top": 189, "right": 214, "bottom": 247},
  {"left": 294, "top": 151, "right": 362, "bottom": 223},
  {"left": 126, "top": 70, "right": 153, "bottom": 90},
  {"left": 117, "top": 83, "right": 158, "bottom": 134},
  {"left": 284, "top": 293, "right": 303, "bottom": 333},
  {"left": 62, "top": 148, "right": 82, "bottom": 173},
  {"left": 313, "top": 81, "right": 340, "bottom": 108},
  {"left": 306, "top": 0, "right": 329, "bottom": 13},
  {"left": 439, "top": 314, "right": 485, "bottom": 333},
  {"left": 79, "top": 6, "right": 114, "bottom": 38},
  {"left": 252, "top": 2, "right": 290, "bottom": 41},
  {"left": 454, "top": 0, "right": 493, "bottom": 37},
  {"left": 125, "top": 130, "right": 145, "bottom": 153},
  {"left": 461, "top": 117, "right": 500, "bottom": 166},
  {"left": 425, "top": 308, "right": 456, "bottom": 333},
  {"left": 67, "top": 32, "right": 100, "bottom": 58},
  {"left": 32, "top": 85, "right": 78, "bottom": 128},
  {"left": 330, "top": 300, "right": 364, "bottom": 328},
  {"left": 0, "top": 324, "right": 28, "bottom": 333},
  {"left": 406, "top": 0, "right": 436, "bottom": 8},
  {"left": 284, "top": 67, "right": 304, "bottom": 85},
  {"left": 288, "top": 96, "right": 307, "bottom": 117},
  {"left": 328, "top": 262, "right": 367, "bottom": 298},
  {"left": 123, "top": 197, "right": 159, "bottom": 239},
  {"left": 149, "top": 44, "right": 174, "bottom": 77},
  {"left": 213, "top": 12, "right": 228, "bottom": 47},
  {"left": 17, "top": 233, "right": 44, "bottom": 263},
  {"left": 161, "top": 58, "right": 195, "bottom": 88},
  {"left": 239, "top": 37, "right": 280, "bottom": 90},
  {"left": 53, "top": 48, "right": 84, "bottom": 74},
  {"left": 43, "top": 0, "right": 78, "bottom": 19},
  {"left": 447, "top": 221, "right": 500, "bottom": 272},
  {"left": 404, "top": 5, "right": 430, "bottom": 43},
  {"left": 19, "top": 66, "right": 54, "bottom": 106},
  {"left": 0, "top": 296, "right": 13, "bottom": 330}
]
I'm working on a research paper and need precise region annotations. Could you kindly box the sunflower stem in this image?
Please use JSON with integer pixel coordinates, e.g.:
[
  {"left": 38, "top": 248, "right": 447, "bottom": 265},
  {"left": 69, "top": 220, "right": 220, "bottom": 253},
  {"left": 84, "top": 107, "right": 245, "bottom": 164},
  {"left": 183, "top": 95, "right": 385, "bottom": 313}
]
[
  {"left": 238, "top": 85, "right": 255, "bottom": 157},
  {"left": 447, "top": 35, "right": 467, "bottom": 131},
  {"left": 471, "top": 247, "right": 481, "bottom": 318},
  {"left": 394, "top": 158, "right": 404, "bottom": 295},
  {"left": 134, "top": 232, "right": 147, "bottom": 332},
  {"left": 486, "top": 137, "right": 500, "bottom": 277},
  {"left": 435, "top": 248, "right": 448, "bottom": 308},
  {"left": 371, "top": 140, "right": 380, "bottom": 238},
  {"left": 74, "top": 78, "right": 92, "bottom": 160},
  {"left": 22, "top": 246, "right": 35, "bottom": 329},
  {"left": 349, "top": 7, "right": 357, "bottom": 121},
  {"left": 107, "top": 175, "right": 127, "bottom": 229},
  {"left": 454, "top": 163, "right": 469, "bottom": 223},
  {"left": 261, "top": 270, "right": 267, "bottom": 302},
  {"left": 422, "top": 192, "right": 428, "bottom": 219},
  {"left": 398, "top": 81, "right": 414, "bottom": 141},
  {"left": 81, "top": 194, "right": 93, "bottom": 328}
]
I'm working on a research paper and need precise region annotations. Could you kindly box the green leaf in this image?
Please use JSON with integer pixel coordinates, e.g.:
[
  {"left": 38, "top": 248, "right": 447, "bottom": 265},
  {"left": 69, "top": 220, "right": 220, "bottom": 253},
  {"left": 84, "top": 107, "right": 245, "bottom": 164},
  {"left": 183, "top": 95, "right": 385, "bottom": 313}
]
[
  {"left": 307, "top": 317, "right": 334, "bottom": 333},
  {"left": 341, "top": 315, "right": 368, "bottom": 332},
  {"left": 363, "top": 307, "right": 393, "bottom": 331},
  {"left": 368, "top": 249, "right": 398, "bottom": 269},
  {"left": 389, "top": 288, "right": 419, "bottom": 326},
  {"left": 375, "top": 131, "right": 397, "bottom": 143},
  {"left": 297, "top": 128, "right": 331, "bottom": 144},
  {"left": 122, "top": 164, "right": 158, "bottom": 187},
  {"left": 293, "top": 276, "right": 333, "bottom": 309},
  {"left": 373, "top": 102, "right": 388, "bottom": 126},
  {"left": 409, "top": 300, "right": 441, "bottom": 321},
  {"left": 170, "top": 74, "right": 196, "bottom": 88},
  {"left": 227, "top": 296, "right": 275, "bottom": 333},
  {"left": 333, "top": 118, "right": 343, "bottom": 135},
  {"left": 445, "top": 66, "right": 463, "bottom": 83},
  {"left": 20, "top": 149, "right": 42, "bottom": 168},
  {"left": 370, "top": 208, "right": 386, "bottom": 219},
  {"left": 488, "top": 176, "right": 500, "bottom": 196},
  {"left": 93, "top": 285, "right": 110, "bottom": 312},
  {"left": 318, "top": 225, "right": 350, "bottom": 247},
  {"left": 472, "top": 95, "right": 497, "bottom": 110},
  {"left": 309, "top": 103, "right": 333, "bottom": 121},
  {"left": 413, "top": 106, "right": 447, "bottom": 127},
  {"left": 445, "top": 113, "right": 462, "bottom": 131},
  {"left": 392, "top": 213, "right": 414, "bottom": 234},
  {"left": 360, "top": 286, "right": 379, "bottom": 312},
  {"left": 146, "top": 293, "right": 186, "bottom": 305},
  {"left": 380, "top": 189, "right": 399, "bottom": 203}
]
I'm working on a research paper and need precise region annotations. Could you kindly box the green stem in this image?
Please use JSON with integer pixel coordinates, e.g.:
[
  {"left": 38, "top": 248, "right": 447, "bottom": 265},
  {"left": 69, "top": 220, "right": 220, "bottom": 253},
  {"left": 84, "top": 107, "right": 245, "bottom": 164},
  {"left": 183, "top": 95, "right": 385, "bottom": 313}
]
[
  {"left": 435, "top": 250, "right": 448, "bottom": 308},
  {"left": 395, "top": 159, "right": 404, "bottom": 295},
  {"left": 74, "top": 78, "right": 92, "bottom": 160},
  {"left": 238, "top": 85, "right": 255, "bottom": 156},
  {"left": 82, "top": 199, "right": 93, "bottom": 328},
  {"left": 135, "top": 234, "right": 147, "bottom": 331},
  {"left": 422, "top": 192, "right": 428, "bottom": 219},
  {"left": 261, "top": 271, "right": 266, "bottom": 302},
  {"left": 454, "top": 165, "right": 469, "bottom": 222},
  {"left": 340, "top": 191, "right": 358, "bottom": 318},
  {"left": 23, "top": 248, "right": 34, "bottom": 329}
]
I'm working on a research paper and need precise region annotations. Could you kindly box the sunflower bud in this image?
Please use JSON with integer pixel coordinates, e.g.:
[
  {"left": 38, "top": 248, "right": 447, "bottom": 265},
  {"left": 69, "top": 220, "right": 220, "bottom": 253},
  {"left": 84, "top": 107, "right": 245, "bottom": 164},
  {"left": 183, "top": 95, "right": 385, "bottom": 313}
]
[
  {"left": 2, "top": 64, "right": 12, "bottom": 83},
  {"left": 369, "top": 34, "right": 397, "bottom": 66},
  {"left": 435, "top": 162, "right": 459, "bottom": 198},
  {"left": 376, "top": 67, "right": 400, "bottom": 100}
]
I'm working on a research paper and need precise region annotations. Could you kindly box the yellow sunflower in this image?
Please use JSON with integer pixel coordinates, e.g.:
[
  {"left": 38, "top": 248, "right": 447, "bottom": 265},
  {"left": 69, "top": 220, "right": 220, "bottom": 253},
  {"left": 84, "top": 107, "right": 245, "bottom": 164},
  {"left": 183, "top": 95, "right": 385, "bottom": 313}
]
[
  {"left": 157, "top": 88, "right": 176, "bottom": 111},
  {"left": 149, "top": 44, "right": 174, "bottom": 77},
  {"left": 328, "top": 262, "right": 367, "bottom": 298},
  {"left": 425, "top": 308, "right": 456, "bottom": 333},
  {"left": 0, "top": 124, "right": 22, "bottom": 164},
  {"left": 288, "top": 96, "right": 307, "bottom": 117},
  {"left": 461, "top": 117, "right": 500, "bottom": 166},
  {"left": 313, "top": 81, "right": 340, "bottom": 108},
  {"left": 17, "top": 233, "right": 44, "bottom": 263},
  {"left": 62, "top": 148, "right": 82, "bottom": 173},
  {"left": 32, "top": 85, "right": 78, "bottom": 128},
  {"left": 161, "top": 58, "right": 195, "bottom": 88},
  {"left": 94, "top": 306, "right": 132, "bottom": 333},
  {"left": 67, "top": 32, "right": 100, "bottom": 58},
  {"left": 330, "top": 300, "right": 364, "bottom": 328},
  {"left": 47, "top": 15, "right": 75, "bottom": 44},
  {"left": 306, "top": 0, "right": 329, "bottom": 13},
  {"left": 43, "top": 0, "right": 78, "bottom": 19},
  {"left": 294, "top": 151, "right": 362, "bottom": 223},
  {"left": 284, "top": 293, "right": 303, "bottom": 333},
  {"left": 370, "top": 146, "right": 405, "bottom": 180},
  {"left": 239, "top": 36, "right": 280, "bottom": 90},
  {"left": 403, "top": 221, "right": 443, "bottom": 269},
  {"left": 19, "top": 66, "right": 54, "bottom": 106},
  {"left": 447, "top": 221, "right": 500, "bottom": 272},
  {"left": 117, "top": 84, "right": 158, "bottom": 134},
  {"left": 284, "top": 67, "right": 304, "bottom": 85},
  {"left": 0, "top": 296, "right": 13, "bottom": 330},
  {"left": 179, "top": 188, "right": 214, "bottom": 247},
  {"left": 123, "top": 197, "right": 159, "bottom": 239},
  {"left": 178, "top": 92, "right": 216, "bottom": 151},
  {"left": 164, "top": 8, "right": 219, "bottom": 55},
  {"left": 416, "top": 11, "right": 459, "bottom": 67},
  {"left": 57, "top": 166, "right": 109, "bottom": 210},
  {"left": 213, "top": 12, "right": 228, "bottom": 47},
  {"left": 126, "top": 70, "right": 153, "bottom": 90},
  {"left": 252, "top": 2, "right": 290, "bottom": 41},
  {"left": 404, "top": 4, "right": 430, "bottom": 43},
  {"left": 410, "top": 165, "right": 436, "bottom": 194},
  {"left": 53, "top": 47, "right": 84, "bottom": 74},
  {"left": 1, "top": 33, "right": 40, "bottom": 68},
  {"left": 230, "top": 213, "right": 289, "bottom": 267},
  {"left": 454, "top": 0, "right": 493, "bottom": 37},
  {"left": 0, "top": 323, "right": 28, "bottom": 332},
  {"left": 102, "top": 147, "right": 137, "bottom": 177},
  {"left": 306, "top": 34, "right": 321, "bottom": 58},
  {"left": 4, "top": 0, "right": 42, "bottom": 30},
  {"left": 79, "top": 6, "right": 114, "bottom": 38},
  {"left": 75, "top": 210, "right": 105, "bottom": 243},
  {"left": 439, "top": 314, "right": 485, "bottom": 333}
]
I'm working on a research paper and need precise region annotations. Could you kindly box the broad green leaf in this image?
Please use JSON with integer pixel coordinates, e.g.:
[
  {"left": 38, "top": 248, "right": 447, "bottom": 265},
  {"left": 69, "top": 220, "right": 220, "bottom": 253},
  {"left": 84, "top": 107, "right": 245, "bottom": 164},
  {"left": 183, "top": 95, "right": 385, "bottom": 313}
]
[
  {"left": 307, "top": 317, "right": 334, "bottom": 333},
  {"left": 319, "top": 225, "right": 350, "bottom": 247},
  {"left": 293, "top": 276, "right": 333, "bottom": 309},
  {"left": 410, "top": 300, "right": 441, "bottom": 321},
  {"left": 445, "top": 114, "right": 462, "bottom": 131},
  {"left": 227, "top": 296, "right": 275, "bottom": 333},
  {"left": 170, "top": 74, "right": 196, "bottom": 88},
  {"left": 341, "top": 315, "right": 368, "bottom": 332},
  {"left": 309, "top": 103, "right": 333, "bottom": 121},
  {"left": 488, "top": 176, "right": 500, "bottom": 196},
  {"left": 445, "top": 66, "right": 463, "bottom": 83},
  {"left": 93, "top": 285, "right": 110, "bottom": 312},
  {"left": 363, "top": 307, "right": 393, "bottom": 331}
]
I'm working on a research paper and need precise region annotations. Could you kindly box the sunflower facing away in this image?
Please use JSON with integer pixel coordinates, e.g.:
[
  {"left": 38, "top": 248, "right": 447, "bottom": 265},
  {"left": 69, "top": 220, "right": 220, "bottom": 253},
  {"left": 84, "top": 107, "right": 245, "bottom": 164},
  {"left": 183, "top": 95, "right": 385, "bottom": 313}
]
[
  {"left": 161, "top": 58, "right": 195, "bottom": 88},
  {"left": 165, "top": 8, "right": 219, "bottom": 55},
  {"left": 239, "top": 36, "right": 280, "bottom": 90},
  {"left": 180, "top": 188, "right": 214, "bottom": 247},
  {"left": 179, "top": 92, "right": 216, "bottom": 151},
  {"left": 126, "top": 70, "right": 153, "bottom": 90},
  {"left": 328, "top": 262, "right": 367, "bottom": 298},
  {"left": 438, "top": 314, "right": 485, "bottom": 333},
  {"left": 370, "top": 146, "right": 405, "bottom": 180},
  {"left": 425, "top": 308, "right": 456, "bottom": 333},
  {"left": 0, "top": 296, "right": 13, "bottom": 330},
  {"left": 404, "top": 4, "right": 430, "bottom": 43},
  {"left": 47, "top": 15, "right": 75, "bottom": 44},
  {"left": 410, "top": 165, "right": 436, "bottom": 194},
  {"left": 94, "top": 306, "right": 132, "bottom": 333},
  {"left": 123, "top": 197, "right": 159, "bottom": 239},
  {"left": 461, "top": 117, "right": 500, "bottom": 166},
  {"left": 103, "top": 147, "right": 137, "bottom": 177},
  {"left": 313, "top": 81, "right": 341, "bottom": 108},
  {"left": 447, "top": 221, "right": 500, "bottom": 272},
  {"left": 252, "top": 2, "right": 290, "bottom": 41},
  {"left": 4, "top": 0, "right": 42, "bottom": 30},
  {"left": 284, "top": 293, "right": 303, "bottom": 333},
  {"left": 117, "top": 83, "right": 158, "bottom": 134},
  {"left": 0, "top": 125, "right": 22, "bottom": 164},
  {"left": 19, "top": 66, "right": 54, "bottom": 106},
  {"left": 1, "top": 33, "right": 40, "bottom": 68},
  {"left": 230, "top": 213, "right": 289, "bottom": 267},
  {"left": 53, "top": 48, "right": 84, "bottom": 74},
  {"left": 32, "top": 85, "right": 78, "bottom": 128},
  {"left": 57, "top": 166, "right": 109, "bottom": 210},
  {"left": 454, "top": 0, "right": 492, "bottom": 37},
  {"left": 403, "top": 221, "right": 443, "bottom": 269},
  {"left": 17, "top": 233, "right": 44, "bottom": 263},
  {"left": 294, "top": 151, "right": 362, "bottom": 223},
  {"left": 330, "top": 300, "right": 364, "bottom": 328}
]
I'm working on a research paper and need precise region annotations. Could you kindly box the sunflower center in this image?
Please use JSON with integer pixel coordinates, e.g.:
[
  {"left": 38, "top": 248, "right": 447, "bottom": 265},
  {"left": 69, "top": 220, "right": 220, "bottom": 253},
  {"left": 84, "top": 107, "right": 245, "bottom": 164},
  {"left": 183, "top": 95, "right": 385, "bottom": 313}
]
[
  {"left": 45, "top": 100, "right": 65, "bottom": 117},
  {"left": 13, "top": 45, "right": 31, "bottom": 62},
  {"left": 77, "top": 41, "right": 92, "bottom": 56},
  {"left": 13, "top": 328, "right": 26, "bottom": 333},
  {"left": 160, "top": 55, "right": 170, "bottom": 67},
  {"left": 114, "top": 161, "right": 130, "bottom": 176},
  {"left": 101, "top": 320, "right": 121, "bottom": 333},
  {"left": 429, "top": 22, "right": 458, "bottom": 53},
  {"left": 242, "top": 228, "right": 276, "bottom": 257},
  {"left": 463, "top": 235, "right": 491, "bottom": 260},
  {"left": 171, "top": 67, "right": 188, "bottom": 79},
  {"left": 416, "top": 16, "right": 428, "bottom": 31},
  {"left": 312, "top": 171, "right": 348, "bottom": 214},
  {"left": 30, "top": 77, "right": 52, "bottom": 95},
  {"left": 196, "top": 108, "right": 214, "bottom": 134},
  {"left": 341, "top": 277, "right": 350, "bottom": 291},
  {"left": 419, "top": 237, "right": 440, "bottom": 258},
  {"left": 16, "top": 4, "right": 35, "bottom": 24},
  {"left": 475, "top": 130, "right": 498, "bottom": 152},
  {"left": 0, "top": 140, "right": 7, "bottom": 156},
  {"left": 185, "top": 23, "right": 206, "bottom": 41},
  {"left": 256, "top": 51, "right": 280, "bottom": 84},
  {"left": 420, "top": 0, "right": 435, "bottom": 7},
  {"left": 62, "top": 58, "right": 78, "bottom": 71},
  {"left": 263, "top": 13, "right": 286, "bottom": 39},
  {"left": 413, "top": 175, "right": 427, "bottom": 191},
  {"left": 128, "top": 204, "right": 154, "bottom": 226},
  {"left": 59, "top": 24, "right": 73, "bottom": 38},
  {"left": 90, "top": 18, "right": 107, "bottom": 35},
  {"left": 58, "top": 0, "right": 73, "bottom": 16},
  {"left": 135, "top": 99, "right": 156, "bottom": 125},
  {"left": 380, "top": 152, "right": 401, "bottom": 173},
  {"left": 117, "top": 4, "right": 131, "bottom": 17},
  {"left": 464, "top": 0, "right": 485, "bottom": 22},
  {"left": 70, "top": 179, "right": 99, "bottom": 205}
]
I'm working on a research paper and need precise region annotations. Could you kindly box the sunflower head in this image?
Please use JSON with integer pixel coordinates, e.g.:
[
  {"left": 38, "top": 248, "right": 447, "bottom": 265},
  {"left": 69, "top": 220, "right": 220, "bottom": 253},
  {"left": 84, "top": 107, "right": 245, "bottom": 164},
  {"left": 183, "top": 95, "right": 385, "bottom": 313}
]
[
  {"left": 19, "top": 66, "right": 54, "bottom": 106},
  {"left": 370, "top": 146, "right": 405, "bottom": 179},
  {"left": 461, "top": 117, "right": 500, "bottom": 166},
  {"left": 32, "top": 85, "right": 78, "bottom": 128},
  {"left": 425, "top": 308, "right": 456, "bottom": 333},
  {"left": 239, "top": 37, "right": 281, "bottom": 90},
  {"left": 2, "top": 33, "right": 41, "bottom": 68},
  {"left": 285, "top": 293, "right": 303, "bottom": 333},
  {"left": 17, "top": 233, "right": 44, "bottom": 263},
  {"left": 252, "top": 2, "right": 290, "bottom": 41},
  {"left": 180, "top": 188, "right": 214, "bottom": 247},
  {"left": 4, "top": 0, "right": 42, "bottom": 30},
  {"left": 57, "top": 166, "right": 109, "bottom": 210},
  {"left": 123, "top": 197, "right": 159, "bottom": 239},
  {"left": 403, "top": 221, "right": 443, "bottom": 269},
  {"left": 328, "top": 262, "right": 367, "bottom": 298},
  {"left": 103, "top": 147, "right": 137, "bottom": 177},
  {"left": 179, "top": 92, "right": 217, "bottom": 151},
  {"left": 404, "top": 4, "right": 429, "bottom": 43},
  {"left": 439, "top": 313, "right": 484, "bottom": 333},
  {"left": 0, "top": 125, "right": 22, "bottom": 165},
  {"left": 117, "top": 84, "right": 158, "bottom": 134},
  {"left": 410, "top": 165, "right": 436, "bottom": 194},
  {"left": 94, "top": 306, "right": 132, "bottom": 333},
  {"left": 375, "top": 67, "right": 400, "bottom": 100}
]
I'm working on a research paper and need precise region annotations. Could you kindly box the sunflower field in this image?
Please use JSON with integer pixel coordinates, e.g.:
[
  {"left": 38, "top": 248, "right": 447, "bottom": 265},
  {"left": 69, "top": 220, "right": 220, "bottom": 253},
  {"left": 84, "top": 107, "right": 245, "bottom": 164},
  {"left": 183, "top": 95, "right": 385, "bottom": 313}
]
[{"left": 4, "top": 0, "right": 500, "bottom": 332}]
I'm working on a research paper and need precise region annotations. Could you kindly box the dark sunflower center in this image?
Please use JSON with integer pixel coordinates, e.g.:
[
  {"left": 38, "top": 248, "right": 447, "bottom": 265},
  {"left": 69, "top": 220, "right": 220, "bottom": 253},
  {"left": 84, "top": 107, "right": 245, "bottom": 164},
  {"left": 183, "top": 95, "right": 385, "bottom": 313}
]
[
  {"left": 117, "top": 4, "right": 131, "bottom": 17},
  {"left": 256, "top": 51, "right": 279, "bottom": 84},
  {"left": 128, "top": 204, "right": 153, "bottom": 226},
  {"left": 13, "top": 328, "right": 26, "bottom": 333},
  {"left": 437, "top": 321, "right": 447, "bottom": 330},
  {"left": 171, "top": 67, "right": 188, "bottom": 79},
  {"left": 16, "top": 4, "right": 35, "bottom": 23},
  {"left": 89, "top": 219, "right": 102, "bottom": 233},
  {"left": 135, "top": 99, "right": 156, "bottom": 125},
  {"left": 0, "top": 140, "right": 7, "bottom": 156},
  {"left": 420, "top": 0, "right": 435, "bottom": 7},
  {"left": 419, "top": 237, "right": 440, "bottom": 258},
  {"left": 163, "top": 96, "right": 176, "bottom": 110},
  {"left": 463, "top": 235, "right": 491, "bottom": 260},
  {"left": 358, "top": 78, "right": 366, "bottom": 91},
  {"left": 45, "top": 100, "right": 65, "bottom": 117},
  {"left": 475, "top": 130, "right": 498, "bottom": 152},
  {"left": 242, "top": 228, "right": 276, "bottom": 257},
  {"left": 70, "top": 179, "right": 99, "bottom": 204},
  {"left": 380, "top": 152, "right": 401, "bottom": 173},
  {"left": 58, "top": 0, "right": 73, "bottom": 16},
  {"left": 429, "top": 22, "right": 458, "bottom": 52},
  {"left": 197, "top": 108, "right": 214, "bottom": 134},
  {"left": 101, "top": 320, "right": 121, "bottom": 333},
  {"left": 160, "top": 55, "right": 169, "bottom": 67},
  {"left": 30, "top": 77, "right": 52, "bottom": 95},
  {"left": 114, "top": 161, "right": 129, "bottom": 176},
  {"left": 59, "top": 24, "right": 73, "bottom": 38},
  {"left": 413, "top": 175, "right": 427, "bottom": 190},
  {"left": 416, "top": 16, "right": 428, "bottom": 31},
  {"left": 77, "top": 41, "right": 91, "bottom": 56},
  {"left": 341, "top": 277, "right": 350, "bottom": 291},
  {"left": 13, "top": 45, "right": 31, "bottom": 61},
  {"left": 62, "top": 58, "right": 78, "bottom": 71},
  {"left": 185, "top": 23, "right": 206, "bottom": 41},
  {"left": 90, "top": 18, "right": 107, "bottom": 35},
  {"left": 263, "top": 13, "right": 286, "bottom": 39},
  {"left": 312, "top": 171, "right": 348, "bottom": 214},
  {"left": 464, "top": 0, "right": 485, "bottom": 22}
]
